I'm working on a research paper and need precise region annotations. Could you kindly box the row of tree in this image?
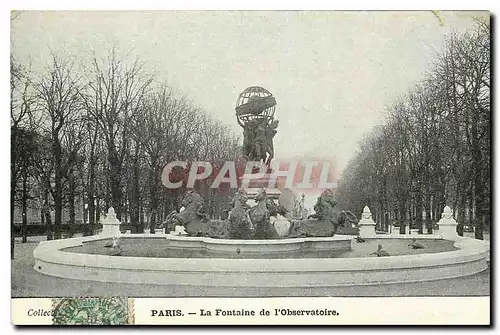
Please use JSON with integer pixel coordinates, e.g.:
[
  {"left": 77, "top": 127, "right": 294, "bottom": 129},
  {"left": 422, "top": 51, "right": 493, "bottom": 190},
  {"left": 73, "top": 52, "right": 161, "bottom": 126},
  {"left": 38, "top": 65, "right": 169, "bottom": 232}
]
[
  {"left": 11, "top": 48, "right": 241, "bottom": 257},
  {"left": 337, "top": 21, "right": 490, "bottom": 239}
]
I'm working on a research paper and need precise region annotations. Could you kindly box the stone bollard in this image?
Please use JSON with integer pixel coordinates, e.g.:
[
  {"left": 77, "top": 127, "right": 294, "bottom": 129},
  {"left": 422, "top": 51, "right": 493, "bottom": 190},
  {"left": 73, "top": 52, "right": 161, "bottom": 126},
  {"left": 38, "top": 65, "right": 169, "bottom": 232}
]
[
  {"left": 437, "top": 206, "right": 458, "bottom": 238},
  {"left": 101, "top": 207, "right": 121, "bottom": 237},
  {"left": 358, "top": 206, "right": 376, "bottom": 238}
]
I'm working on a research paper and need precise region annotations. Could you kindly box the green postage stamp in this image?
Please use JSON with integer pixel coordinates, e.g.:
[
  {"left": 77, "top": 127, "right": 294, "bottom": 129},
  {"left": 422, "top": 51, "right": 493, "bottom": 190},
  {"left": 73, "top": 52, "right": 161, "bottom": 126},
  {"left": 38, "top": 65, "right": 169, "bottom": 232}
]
[{"left": 52, "top": 298, "right": 132, "bottom": 325}]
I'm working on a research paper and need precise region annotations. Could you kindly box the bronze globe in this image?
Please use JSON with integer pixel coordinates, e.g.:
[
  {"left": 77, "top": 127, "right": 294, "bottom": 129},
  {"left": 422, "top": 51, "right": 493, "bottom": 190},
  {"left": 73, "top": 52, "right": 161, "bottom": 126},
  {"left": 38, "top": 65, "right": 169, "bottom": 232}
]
[
  {"left": 235, "top": 86, "right": 278, "bottom": 165},
  {"left": 235, "top": 86, "right": 276, "bottom": 127}
]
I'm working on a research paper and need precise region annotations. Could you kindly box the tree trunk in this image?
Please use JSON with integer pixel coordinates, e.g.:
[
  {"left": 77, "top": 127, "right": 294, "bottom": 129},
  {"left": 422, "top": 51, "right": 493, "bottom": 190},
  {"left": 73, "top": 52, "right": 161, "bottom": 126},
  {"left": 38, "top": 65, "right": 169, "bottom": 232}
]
[
  {"left": 53, "top": 190, "right": 62, "bottom": 239},
  {"left": 425, "top": 192, "right": 432, "bottom": 234},
  {"left": 68, "top": 171, "right": 76, "bottom": 226},
  {"left": 108, "top": 147, "right": 122, "bottom": 220},
  {"left": 407, "top": 206, "right": 413, "bottom": 234},
  {"left": 129, "top": 148, "right": 141, "bottom": 233},
  {"left": 139, "top": 206, "right": 145, "bottom": 232},
  {"left": 457, "top": 187, "right": 466, "bottom": 236},
  {"left": 53, "top": 140, "right": 63, "bottom": 240},
  {"left": 95, "top": 197, "right": 101, "bottom": 224},
  {"left": 149, "top": 209, "right": 157, "bottom": 234},
  {"left": 10, "top": 181, "right": 16, "bottom": 259},
  {"left": 41, "top": 178, "right": 53, "bottom": 241},
  {"left": 149, "top": 165, "right": 159, "bottom": 234},
  {"left": 384, "top": 211, "right": 389, "bottom": 233},
  {"left": 83, "top": 202, "right": 88, "bottom": 224},
  {"left": 88, "top": 194, "right": 95, "bottom": 225},
  {"left": 22, "top": 174, "right": 28, "bottom": 243},
  {"left": 376, "top": 209, "right": 381, "bottom": 231},
  {"left": 474, "top": 188, "right": 485, "bottom": 240},
  {"left": 471, "top": 118, "right": 484, "bottom": 240},
  {"left": 398, "top": 199, "right": 406, "bottom": 234},
  {"left": 416, "top": 190, "right": 423, "bottom": 234}
]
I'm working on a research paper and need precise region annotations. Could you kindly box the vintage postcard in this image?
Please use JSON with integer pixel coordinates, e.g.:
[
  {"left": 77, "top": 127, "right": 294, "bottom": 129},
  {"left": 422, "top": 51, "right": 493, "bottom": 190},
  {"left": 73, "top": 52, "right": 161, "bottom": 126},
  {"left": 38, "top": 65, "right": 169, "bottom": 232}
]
[{"left": 10, "top": 10, "right": 490, "bottom": 326}]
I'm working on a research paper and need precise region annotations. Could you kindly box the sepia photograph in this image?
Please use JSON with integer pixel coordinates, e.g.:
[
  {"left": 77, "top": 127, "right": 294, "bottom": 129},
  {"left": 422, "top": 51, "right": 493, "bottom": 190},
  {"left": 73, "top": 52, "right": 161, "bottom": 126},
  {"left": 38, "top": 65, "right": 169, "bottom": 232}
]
[{"left": 9, "top": 9, "right": 490, "bottom": 325}]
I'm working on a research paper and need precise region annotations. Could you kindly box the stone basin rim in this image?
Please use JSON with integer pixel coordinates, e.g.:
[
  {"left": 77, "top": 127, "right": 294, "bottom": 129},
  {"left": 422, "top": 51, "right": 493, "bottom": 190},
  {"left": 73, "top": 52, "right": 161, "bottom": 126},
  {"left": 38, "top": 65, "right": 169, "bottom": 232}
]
[
  {"left": 32, "top": 234, "right": 489, "bottom": 287},
  {"left": 34, "top": 234, "right": 487, "bottom": 267}
]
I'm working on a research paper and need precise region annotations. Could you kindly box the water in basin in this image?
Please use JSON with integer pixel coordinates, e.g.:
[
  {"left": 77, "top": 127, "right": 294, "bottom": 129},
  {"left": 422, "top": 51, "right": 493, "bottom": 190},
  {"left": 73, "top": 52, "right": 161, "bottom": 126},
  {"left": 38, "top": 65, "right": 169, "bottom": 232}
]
[{"left": 64, "top": 237, "right": 458, "bottom": 259}]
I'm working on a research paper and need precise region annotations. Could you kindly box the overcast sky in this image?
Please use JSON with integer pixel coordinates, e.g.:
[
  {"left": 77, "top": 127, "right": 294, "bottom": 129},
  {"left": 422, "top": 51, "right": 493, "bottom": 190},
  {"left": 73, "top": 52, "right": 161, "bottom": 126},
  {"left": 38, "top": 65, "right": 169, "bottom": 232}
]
[{"left": 11, "top": 10, "right": 488, "bottom": 180}]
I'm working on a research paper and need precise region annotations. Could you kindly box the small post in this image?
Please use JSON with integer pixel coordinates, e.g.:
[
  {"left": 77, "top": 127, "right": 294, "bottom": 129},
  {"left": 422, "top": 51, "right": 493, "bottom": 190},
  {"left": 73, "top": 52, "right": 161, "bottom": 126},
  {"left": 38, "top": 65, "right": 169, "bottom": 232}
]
[
  {"left": 22, "top": 220, "right": 28, "bottom": 243},
  {"left": 437, "top": 206, "right": 458, "bottom": 238},
  {"left": 358, "top": 206, "right": 376, "bottom": 238},
  {"left": 101, "top": 207, "right": 121, "bottom": 237}
]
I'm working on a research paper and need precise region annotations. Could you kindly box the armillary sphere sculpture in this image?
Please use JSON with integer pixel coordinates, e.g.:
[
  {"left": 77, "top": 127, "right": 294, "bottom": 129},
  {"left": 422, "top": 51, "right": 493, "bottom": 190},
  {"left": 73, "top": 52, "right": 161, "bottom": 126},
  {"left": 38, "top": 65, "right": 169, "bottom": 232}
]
[{"left": 235, "top": 86, "right": 279, "bottom": 166}]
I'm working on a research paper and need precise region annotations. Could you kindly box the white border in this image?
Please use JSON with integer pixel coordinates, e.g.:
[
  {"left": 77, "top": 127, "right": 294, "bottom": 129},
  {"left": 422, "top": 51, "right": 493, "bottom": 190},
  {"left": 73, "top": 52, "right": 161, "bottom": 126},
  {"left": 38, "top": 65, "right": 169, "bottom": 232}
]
[{"left": 4, "top": 2, "right": 495, "bottom": 331}]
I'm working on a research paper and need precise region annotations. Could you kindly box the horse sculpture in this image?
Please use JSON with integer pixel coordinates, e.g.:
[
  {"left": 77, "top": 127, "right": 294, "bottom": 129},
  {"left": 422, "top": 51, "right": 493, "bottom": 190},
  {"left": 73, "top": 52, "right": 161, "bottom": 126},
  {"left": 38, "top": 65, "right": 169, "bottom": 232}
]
[
  {"left": 337, "top": 210, "right": 358, "bottom": 227},
  {"left": 162, "top": 190, "right": 211, "bottom": 236},
  {"left": 161, "top": 188, "right": 286, "bottom": 239},
  {"left": 161, "top": 188, "right": 358, "bottom": 240},
  {"left": 335, "top": 210, "right": 359, "bottom": 235},
  {"left": 227, "top": 189, "right": 254, "bottom": 239},
  {"left": 248, "top": 188, "right": 280, "bottom": 239},
  {"left": 286, "top": 190, "right": 359, "bottom": 237}
]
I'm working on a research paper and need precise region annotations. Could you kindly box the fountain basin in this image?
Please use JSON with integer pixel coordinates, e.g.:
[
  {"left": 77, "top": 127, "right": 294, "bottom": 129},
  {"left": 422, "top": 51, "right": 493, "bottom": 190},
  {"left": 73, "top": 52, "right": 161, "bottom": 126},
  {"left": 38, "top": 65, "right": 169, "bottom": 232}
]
[
  {"left": 165, "top": 235, "right": 352, "bottom": 253},
  {"left": 33, "top": 234, "right": 489, "bottom": 288}
]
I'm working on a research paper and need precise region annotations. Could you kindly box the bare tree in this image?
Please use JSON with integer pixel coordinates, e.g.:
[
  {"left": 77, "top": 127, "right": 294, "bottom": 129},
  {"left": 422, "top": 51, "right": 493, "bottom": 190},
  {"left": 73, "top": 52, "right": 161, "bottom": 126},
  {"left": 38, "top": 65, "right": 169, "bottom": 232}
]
[
  {"left": 338, "top": 21, "right": 490, "bottom": 239},
  {"left": 12, "top": 47, "right": 242, "bottom": 241},
  {"left": 35, "top": 54, "right": 83, "bottom": 239},
  {"left": 10, "top": 56, "right": 36, "bottom": 257},
  {"left": 84, "top": 49, "right": 153, "bottom": 219}
]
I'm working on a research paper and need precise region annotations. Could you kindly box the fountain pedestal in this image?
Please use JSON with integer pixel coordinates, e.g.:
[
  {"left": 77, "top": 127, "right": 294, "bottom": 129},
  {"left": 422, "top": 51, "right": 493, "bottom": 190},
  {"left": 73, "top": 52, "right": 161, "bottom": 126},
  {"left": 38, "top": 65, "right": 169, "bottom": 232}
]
[
  {"left": 237, "top": 169, "right": 289, "bottom": 239},
  {"left": 240, "top": 170, "right": 281, "bottom": 200}
]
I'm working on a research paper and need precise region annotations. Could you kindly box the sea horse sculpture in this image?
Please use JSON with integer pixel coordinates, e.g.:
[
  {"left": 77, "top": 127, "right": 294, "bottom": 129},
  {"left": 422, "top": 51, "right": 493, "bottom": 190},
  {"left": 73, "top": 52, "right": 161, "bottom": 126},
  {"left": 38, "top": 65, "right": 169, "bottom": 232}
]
[
  {"left": 162, "top": 190, "right": 211, "bottom": 236},
  {"left": 337, "top": 210, "right": 358, "bottom": 227},
  {"left": 248, "top": 188, "right": 279, "bottom": 239},
  {"left": 307, "top": 189, "right": 337, "bottom": 221},
  {"left": 227, "top": 189, "right": 254, "bottom": 239},
  {"left": 287, "top": 189, "right": 339, "bottom": 237}
]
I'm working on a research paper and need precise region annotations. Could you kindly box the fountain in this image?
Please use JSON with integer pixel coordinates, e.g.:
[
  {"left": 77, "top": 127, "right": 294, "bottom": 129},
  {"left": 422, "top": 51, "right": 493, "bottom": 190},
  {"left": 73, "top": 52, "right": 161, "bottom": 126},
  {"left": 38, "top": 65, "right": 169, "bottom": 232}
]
[{"left": 32, "top": 86, "right": 489, "bottom": 289}]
